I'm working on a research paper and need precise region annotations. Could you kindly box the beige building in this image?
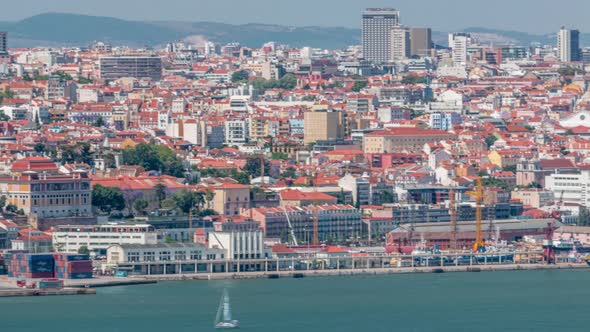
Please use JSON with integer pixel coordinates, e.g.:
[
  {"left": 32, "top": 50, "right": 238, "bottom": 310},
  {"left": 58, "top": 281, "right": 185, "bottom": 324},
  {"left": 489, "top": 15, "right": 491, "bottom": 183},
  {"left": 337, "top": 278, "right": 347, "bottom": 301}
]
[
  {"left": 212, "top": 183, "right": 251, "bottom": 216},
  {"left": 511, "top": 189, "right": 555, "bottom": 208},
  {"left": 304, "top": 110, "right": 343, "bottom": 144},
  {"left": 363, "top": 128, "right": 456, "bottom": 153}
]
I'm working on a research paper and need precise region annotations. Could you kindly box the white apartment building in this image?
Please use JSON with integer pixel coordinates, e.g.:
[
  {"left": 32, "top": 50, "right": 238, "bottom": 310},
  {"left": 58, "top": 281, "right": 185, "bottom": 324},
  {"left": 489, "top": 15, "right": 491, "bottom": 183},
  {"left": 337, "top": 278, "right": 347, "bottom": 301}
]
[
  {"left": 208, "top": 231, "right": 268, "bottom": 260},
  {"left": 545, "top": 171, "right": 588, "bottom": 206},
  {"left": 390, "top": 25, "right": 410, "bottom": 61},
  {"left": 449, "top": 33, "right": 471, "bottom": 66},
  {"left": 225, "top": 120, "right": 249, "bottom": 146},
  {"left": 557, "top": 27, "right": 580, "bottom": 62},
  {"left": 52, "top": 224, "right": 158, "bottom": 255}
]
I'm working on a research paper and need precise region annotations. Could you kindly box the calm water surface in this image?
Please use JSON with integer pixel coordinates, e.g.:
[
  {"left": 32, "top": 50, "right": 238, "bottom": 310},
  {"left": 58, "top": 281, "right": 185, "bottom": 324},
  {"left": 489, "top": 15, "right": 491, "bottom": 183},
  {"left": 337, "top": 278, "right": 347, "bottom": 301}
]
[{"left": 0, "top": 269, "right": 588, "bottom": 332}]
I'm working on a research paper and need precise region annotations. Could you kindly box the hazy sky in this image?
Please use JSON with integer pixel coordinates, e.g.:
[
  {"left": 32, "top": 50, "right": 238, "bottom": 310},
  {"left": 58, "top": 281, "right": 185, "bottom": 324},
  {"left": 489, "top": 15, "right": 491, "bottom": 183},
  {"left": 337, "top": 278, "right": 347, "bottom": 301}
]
[{"left": 1, "top": 0, "right": 588, "bottom": 33}]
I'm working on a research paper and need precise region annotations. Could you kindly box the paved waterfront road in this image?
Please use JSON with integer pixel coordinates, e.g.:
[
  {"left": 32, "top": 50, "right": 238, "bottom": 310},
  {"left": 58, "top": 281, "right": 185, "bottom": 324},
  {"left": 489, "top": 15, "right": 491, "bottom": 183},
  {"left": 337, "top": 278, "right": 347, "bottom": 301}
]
[{"left": 0, "top": 269, "right": 588, "bottom": 332}]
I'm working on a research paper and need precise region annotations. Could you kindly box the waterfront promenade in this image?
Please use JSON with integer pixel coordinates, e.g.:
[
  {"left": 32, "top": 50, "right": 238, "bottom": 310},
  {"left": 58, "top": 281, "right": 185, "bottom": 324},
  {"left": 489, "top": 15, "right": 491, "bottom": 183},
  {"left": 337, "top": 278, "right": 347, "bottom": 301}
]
[{"left": 106, "top": 250, "right": 589, "bottom": 281}]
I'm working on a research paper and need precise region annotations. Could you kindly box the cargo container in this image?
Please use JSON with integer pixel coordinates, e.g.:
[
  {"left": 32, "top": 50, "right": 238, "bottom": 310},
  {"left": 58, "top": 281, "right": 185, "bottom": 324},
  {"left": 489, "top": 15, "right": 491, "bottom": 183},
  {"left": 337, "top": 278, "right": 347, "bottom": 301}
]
[
  {"left": 53, "top": 253, "right": 90, "bottom": 262},
  {"left": 38, "top": 279, "right": 64, "bottom": 289}
]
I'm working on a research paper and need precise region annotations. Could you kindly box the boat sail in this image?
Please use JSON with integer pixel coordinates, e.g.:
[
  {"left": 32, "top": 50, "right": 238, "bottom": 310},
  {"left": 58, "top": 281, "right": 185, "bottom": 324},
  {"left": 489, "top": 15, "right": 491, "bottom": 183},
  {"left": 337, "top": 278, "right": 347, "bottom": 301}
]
[{"left": 215, "top": 289, "right": 239, "bottom": 329}]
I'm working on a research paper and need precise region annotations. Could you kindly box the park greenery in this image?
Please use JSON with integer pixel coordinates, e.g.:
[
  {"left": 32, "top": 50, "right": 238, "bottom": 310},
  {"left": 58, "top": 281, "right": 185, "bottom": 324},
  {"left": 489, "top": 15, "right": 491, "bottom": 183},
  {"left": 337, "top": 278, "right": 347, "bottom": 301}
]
[
  {"left": 91, "top": 185, "right": 125, "bottom": 212},
  {"left": 122, "top": 143, "right": 185, "bottom": 177}
]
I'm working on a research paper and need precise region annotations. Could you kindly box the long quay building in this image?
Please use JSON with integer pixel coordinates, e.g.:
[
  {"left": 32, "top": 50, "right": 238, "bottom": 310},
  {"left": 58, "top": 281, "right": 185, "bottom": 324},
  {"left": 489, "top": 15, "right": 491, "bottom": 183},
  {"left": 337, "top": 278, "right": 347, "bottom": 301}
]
[{"left": 52, "top": 224, "right": 158, "bottom": 255}]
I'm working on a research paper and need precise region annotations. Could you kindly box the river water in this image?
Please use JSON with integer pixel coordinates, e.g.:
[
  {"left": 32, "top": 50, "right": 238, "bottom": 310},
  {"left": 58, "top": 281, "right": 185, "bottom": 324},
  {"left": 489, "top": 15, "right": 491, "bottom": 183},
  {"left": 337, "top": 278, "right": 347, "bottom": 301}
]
[{"left": 1, "top": 269, "right": 588, "bottom": 331}]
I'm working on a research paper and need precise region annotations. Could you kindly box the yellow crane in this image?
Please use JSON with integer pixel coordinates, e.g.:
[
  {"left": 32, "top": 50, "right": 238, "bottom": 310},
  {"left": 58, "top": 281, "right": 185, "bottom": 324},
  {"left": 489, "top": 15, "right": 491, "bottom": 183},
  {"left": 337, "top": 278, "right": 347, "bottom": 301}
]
[{"left": 466, "top": 178, "right": 485, "bottom": 252}]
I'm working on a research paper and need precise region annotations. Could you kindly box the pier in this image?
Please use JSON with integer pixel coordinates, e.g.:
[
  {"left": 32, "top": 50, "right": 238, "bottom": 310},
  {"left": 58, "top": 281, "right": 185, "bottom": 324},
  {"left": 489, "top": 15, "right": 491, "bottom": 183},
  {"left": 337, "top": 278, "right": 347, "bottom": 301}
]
[
  {"left": 0, "top": 288, "right": 96, "bottom": 297},
  {"left": 107, "top": 250, "right": 589, "bottom": 280}
]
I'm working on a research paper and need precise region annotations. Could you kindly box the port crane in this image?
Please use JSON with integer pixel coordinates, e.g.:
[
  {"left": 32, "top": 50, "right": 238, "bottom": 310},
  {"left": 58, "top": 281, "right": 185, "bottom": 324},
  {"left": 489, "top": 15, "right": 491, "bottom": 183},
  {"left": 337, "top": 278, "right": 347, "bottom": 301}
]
[
  {"left": 256, "top": 153, "right": 299, "bottom": 246},
  {"left": 466, "top": 178, "right": 485, "bottom": 252},
  {"left": 449, "top": 187, "right": 457, "bottom": 250},
  {"left": 311, "top": 171, "right": 319, "bottom": 245}
]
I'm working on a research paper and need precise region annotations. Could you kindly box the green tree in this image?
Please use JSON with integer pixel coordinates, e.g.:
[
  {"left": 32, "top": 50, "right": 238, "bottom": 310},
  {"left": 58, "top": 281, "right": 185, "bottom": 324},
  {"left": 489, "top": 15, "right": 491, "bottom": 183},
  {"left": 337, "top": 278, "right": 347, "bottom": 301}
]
[
  {"left": 231, "top": 70, "right": 249, "bottom": 83},
  {"left": 122, "top": 143, "right": 185, "bottom": 177},
  {"left": 154, "top": 183, "right": 167, "bottom": 207},
  {"left": 243, "top": 157, "right": 271, "bottom": 179},
  {"left": 281, "top": 167, "right": 297, "bottom": 179},
  {"left": 172, "top": 190, "right": 204, "bottom": 215},
  {"left": 55, "top": 71, "right": 73, "bottom": 81},
  {"left": 133, "top": 198, "right": 149, "bottom": 216},
  {"left": 560, "top": 147, "right": 570, "bottom": 155},
  {"left": 271, "top": 152, "right": 289, "bottom": 160},
  {"left": 95, "top": 117, "right": 105, "bottom": 127},
  {"left": 485, "top": 134, "right": 498, "bottom": 148},
  {"left": 351, "top": 79, "right": 368, "bottom": 92},
  {"left": 161, "top": 198, "right": 177, "bottom": 210},
  {"left": 503, "top": 164, "right": 517, "bottom": 173},
  {"left": 0, "top": 195, "right": 6, "bottom": 211},
  {"left": 198, "top": 209, "right": 218, "bottom": 217},
  {"left": 0, "top": 110, "right": 10, "bottom": 121},
  {"left": 34, "top": 143, "right": 46, "bottom": 154},
  {"left": 0, "top": 88, "right": 14, "bottom": 104},
  {"left": 481, "top": 177, "right": 510, "bottom": 190},
  {"left": 5, "top": 204, "right": 17, "bottom": 213},
  {"left": 78, "top": 77, "right": 93, "bottom": 84},
  {"left": 165, "top": 235, "right": 176, "bottom": 244},
  {"left": 380, "top": 190, "right": 395, "bottom": 204},
  {"left": 401, "top": 76, "right": 427, "bottom": 85},
  {"left": 92, "top": 184, "right": 125, "bottom": 212},
  {"left": 578, "top": 207, "right": 590, "bottom": 226},
  {"left": 59, "top": 142, "right": 93, "bottom": 165},
  {"left": 78, "top": 246, "right": 90, "bottom": 255},
  {"left": 558, "top": 66, "right": 584, "bottom": 76}
]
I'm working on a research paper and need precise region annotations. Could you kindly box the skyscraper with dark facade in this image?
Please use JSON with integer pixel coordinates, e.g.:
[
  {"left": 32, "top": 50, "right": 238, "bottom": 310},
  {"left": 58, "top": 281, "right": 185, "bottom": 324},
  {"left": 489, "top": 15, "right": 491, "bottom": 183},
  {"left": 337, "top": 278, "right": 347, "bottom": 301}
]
[
  {"left": 0, "top": 32, "right": 7, "bottom": 55},
  {"left": 410, "top": 28, "right": 432, "bottom": 57},
  {"left": 99, "top": 55, "right": 162, "bottom": 81}
]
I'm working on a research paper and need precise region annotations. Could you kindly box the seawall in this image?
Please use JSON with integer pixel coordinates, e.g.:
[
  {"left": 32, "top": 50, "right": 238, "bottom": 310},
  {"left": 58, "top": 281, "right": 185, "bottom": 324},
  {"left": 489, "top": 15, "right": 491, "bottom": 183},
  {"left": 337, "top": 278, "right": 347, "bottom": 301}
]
[{"left": 135, "top": 263, "right": 589, "bottom": 281}]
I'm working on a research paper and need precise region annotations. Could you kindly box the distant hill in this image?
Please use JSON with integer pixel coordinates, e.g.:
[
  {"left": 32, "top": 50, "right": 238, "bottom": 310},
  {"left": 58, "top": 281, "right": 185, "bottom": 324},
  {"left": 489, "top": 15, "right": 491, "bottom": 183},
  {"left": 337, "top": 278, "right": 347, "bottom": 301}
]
[
  {"left": 0, "top": 13, "right": 360, "bottom": 49},
  {"left": 1, "top": 13, "right": 589, "bottom": 50}
]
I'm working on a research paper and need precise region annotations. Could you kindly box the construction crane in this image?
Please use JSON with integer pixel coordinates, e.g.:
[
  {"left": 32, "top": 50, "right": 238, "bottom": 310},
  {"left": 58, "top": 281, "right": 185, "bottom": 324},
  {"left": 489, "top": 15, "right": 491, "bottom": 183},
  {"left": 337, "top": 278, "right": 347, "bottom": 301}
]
[
  {"left": 312, "top": 171, "right": 319, "bottom": 246},
  {"left": 543, "top": 222, "right": 557, "bottom": 264},
  {"left": 466, "top": 178, "right": 485, "bottom": 252},
  {"left": 449, "top": 187, "right": 457, "bottom": 251}
]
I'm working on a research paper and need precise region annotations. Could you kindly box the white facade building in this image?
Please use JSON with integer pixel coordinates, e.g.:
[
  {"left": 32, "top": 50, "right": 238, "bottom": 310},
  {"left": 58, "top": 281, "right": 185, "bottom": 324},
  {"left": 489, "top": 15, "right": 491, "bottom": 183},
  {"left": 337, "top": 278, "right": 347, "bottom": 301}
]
[
  {"left": 449, "top": 33, "right": 471, "bottom": 66},
  {"left": 545, "top": 171, "right": 588, "bottom": 206},
  {"left": 52, "top": 224, "right": 159, "bottom": 254},
  {"left": 208, "top": 231, "right": 268, "bottom": 260},
  {"left": 107, "top": 243, "right": 225, "bottom": 264},
  {"left": 557, "top": 27, "right": 580, "bottom": 62},
  {"left": 362, "top": 8, "right": 400, "bottom": 63},
  {"left": 225, "top": 120, "right": 249, "bottom": 145},
  {"left": 390, "top": 26, "right": 410, "bottom": 61}
]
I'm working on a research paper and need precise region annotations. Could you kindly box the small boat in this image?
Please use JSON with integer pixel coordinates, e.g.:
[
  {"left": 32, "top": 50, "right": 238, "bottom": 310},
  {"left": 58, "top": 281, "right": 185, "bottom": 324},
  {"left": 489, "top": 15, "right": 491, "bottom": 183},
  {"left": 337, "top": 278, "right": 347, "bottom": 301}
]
[{"left": 215, "top": 289, "right": 239, "bottom": 329}]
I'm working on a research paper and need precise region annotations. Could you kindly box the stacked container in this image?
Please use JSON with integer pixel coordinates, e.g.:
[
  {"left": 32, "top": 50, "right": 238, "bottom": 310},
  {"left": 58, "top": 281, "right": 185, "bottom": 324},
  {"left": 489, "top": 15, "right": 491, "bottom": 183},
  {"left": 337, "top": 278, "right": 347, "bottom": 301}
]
[
  {"left": 8, "top": 254, "right": 55, "bottom": 279},
  {"left": 53, "top": 253, "right": 93, "bottom": 279}
]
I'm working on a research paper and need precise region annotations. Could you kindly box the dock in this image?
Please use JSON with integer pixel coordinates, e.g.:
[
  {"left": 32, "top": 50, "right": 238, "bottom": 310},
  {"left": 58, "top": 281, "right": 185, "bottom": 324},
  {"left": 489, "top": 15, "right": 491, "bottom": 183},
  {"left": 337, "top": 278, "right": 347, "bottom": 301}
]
[
  {"left": 64, "top": 277, "right": 157, "bottom": 288},
  {"left": 136, "top": 262, "right": 589, "bottom": 281},
  {"left": 0, "top": 288, "right": 96, "bottom": 297}
]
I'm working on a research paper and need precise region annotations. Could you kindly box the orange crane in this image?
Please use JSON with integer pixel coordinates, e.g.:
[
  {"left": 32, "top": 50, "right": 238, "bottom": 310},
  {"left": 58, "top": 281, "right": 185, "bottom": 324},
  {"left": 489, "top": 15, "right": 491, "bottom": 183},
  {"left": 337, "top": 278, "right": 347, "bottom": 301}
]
[{"left": 466, "top": 178, "right": 485, "bottom": 252}]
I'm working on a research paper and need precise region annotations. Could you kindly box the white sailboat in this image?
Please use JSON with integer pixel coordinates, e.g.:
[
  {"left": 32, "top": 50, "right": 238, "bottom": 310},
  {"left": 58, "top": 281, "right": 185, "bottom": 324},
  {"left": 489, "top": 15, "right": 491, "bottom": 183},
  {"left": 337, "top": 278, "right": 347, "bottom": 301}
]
[{"left": 215, "top": 289, "right": 239, "bottom": 329}]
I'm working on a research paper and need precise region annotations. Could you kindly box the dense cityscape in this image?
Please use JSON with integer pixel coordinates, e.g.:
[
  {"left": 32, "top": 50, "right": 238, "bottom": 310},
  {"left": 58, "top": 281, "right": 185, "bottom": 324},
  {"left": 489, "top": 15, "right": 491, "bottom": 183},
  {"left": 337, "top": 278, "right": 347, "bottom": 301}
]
[{"left": 1, "top": 6, "right": 590, "bottom": 319}]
